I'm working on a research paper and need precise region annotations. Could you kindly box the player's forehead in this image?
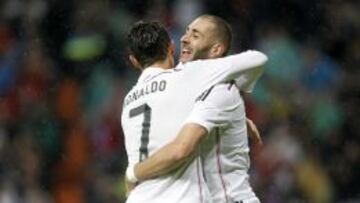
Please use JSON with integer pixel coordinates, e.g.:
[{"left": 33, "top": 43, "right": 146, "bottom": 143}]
[{"left": 187, "top": 17, "right": 216, "bottom": 37}]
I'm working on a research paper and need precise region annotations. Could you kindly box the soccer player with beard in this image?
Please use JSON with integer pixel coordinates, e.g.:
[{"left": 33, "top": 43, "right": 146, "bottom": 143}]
[{"left": 126, "top": 15, "right": 263, "bottom": 203}]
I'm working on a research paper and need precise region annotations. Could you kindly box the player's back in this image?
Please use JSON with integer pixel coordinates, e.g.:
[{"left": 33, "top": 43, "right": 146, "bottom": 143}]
[{"left": 122, "top": 65, "right": 213, "bottom": 203}]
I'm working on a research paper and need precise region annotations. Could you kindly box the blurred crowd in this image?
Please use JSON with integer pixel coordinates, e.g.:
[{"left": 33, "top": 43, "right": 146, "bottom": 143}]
[{"left": 0, "top": 0, "right": 358, "bottom": 203}]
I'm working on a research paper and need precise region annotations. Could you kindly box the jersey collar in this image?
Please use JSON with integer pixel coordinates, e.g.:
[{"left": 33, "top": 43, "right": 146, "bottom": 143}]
[{"left": 138, "top": 67, "right": 168, "bottom": 83}]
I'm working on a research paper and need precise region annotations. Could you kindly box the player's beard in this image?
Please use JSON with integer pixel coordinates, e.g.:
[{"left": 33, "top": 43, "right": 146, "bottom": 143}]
[{"left": 192, "top": 46, "right": 212, "bottom": 61}]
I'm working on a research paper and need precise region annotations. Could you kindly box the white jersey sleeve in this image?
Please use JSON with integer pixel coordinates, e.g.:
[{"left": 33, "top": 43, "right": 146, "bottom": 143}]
[
  {"left": 181, "top": 50, "right": 267, "bottom": 88},
  {"left": 234, "top": 63, "right": 264, "bottom": 92},
  {"left": 184, "top": 83, "right": 240, "bottom": 133}
]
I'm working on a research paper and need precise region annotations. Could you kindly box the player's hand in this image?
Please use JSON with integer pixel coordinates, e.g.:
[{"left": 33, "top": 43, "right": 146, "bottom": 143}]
[{"left": 246, "top": 118, "right": 263, "bottom": 147}]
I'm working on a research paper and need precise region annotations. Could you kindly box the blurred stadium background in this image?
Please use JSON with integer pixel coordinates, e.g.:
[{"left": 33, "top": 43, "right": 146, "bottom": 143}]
[{"left": 0, "top": 0, "right": 359, "bottom": 202}]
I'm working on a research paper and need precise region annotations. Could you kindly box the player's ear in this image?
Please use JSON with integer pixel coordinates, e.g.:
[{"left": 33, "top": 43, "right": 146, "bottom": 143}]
[
  {"left": 209, "top": 43, "right": 225, "bottom": 58},
  {"left": 129, "top": 55, "right": 143, "bottom": 70},
  {"left": 169, "top": 40, "right": 176, "bottom": 56}
]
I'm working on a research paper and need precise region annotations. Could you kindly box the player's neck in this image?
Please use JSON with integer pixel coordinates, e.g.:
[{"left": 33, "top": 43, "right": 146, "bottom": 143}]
[{"left": 148, "top": 57, "right": 173, "bottom": 70}]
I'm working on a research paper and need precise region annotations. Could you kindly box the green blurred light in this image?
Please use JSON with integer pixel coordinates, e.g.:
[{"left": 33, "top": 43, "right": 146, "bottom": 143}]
[{"left": 63, "top": 34, "right": 106, "bottom": 61}]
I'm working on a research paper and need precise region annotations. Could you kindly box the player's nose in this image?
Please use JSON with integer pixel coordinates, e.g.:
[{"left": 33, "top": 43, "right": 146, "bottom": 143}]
[{"left": 181, "top": 33, "right": 189, "bottom": 44}]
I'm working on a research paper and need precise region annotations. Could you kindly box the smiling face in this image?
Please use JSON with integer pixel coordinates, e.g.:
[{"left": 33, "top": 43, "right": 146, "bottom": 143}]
[{"left": 180, "top": 17, "right": 218, "bottom": 63}]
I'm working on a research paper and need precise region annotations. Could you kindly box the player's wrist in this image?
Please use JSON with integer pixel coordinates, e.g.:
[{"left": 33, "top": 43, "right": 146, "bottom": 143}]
[{"left": 126, "top": 164, "right": 139, "bottom": 183}]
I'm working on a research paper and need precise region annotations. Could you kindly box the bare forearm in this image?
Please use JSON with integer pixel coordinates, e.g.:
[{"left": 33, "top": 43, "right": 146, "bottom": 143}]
[
  {"left": 134, "top": 123, "right": 207, "bottom": 181},
  {"left": 134, "top": 142, "right": 191, "bottom": 181}
]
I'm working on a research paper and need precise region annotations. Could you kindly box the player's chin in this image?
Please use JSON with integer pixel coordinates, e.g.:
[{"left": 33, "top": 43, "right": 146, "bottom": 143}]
[{"left": 179, "top": 54, "right": 193, "bottom": 63}]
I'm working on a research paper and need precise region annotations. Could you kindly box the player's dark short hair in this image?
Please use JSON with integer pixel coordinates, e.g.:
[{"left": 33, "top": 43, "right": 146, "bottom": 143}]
[
  {"left": 199, "top": 15, "right": 232, "bottom": 56},
  {"left": 127, "top": 20, "right": 171, "bottom": 68}
]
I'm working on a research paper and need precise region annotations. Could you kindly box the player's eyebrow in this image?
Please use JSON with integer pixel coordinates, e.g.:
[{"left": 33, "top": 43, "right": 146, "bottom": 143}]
[{"left": 186, "top": 26, "right": 204, "bottom": 37}]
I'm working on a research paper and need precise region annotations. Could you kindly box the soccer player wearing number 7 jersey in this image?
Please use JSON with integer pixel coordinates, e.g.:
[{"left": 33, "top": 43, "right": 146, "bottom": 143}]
[{"left": 121, "top": 20, "right": 267, "bottom": 203}]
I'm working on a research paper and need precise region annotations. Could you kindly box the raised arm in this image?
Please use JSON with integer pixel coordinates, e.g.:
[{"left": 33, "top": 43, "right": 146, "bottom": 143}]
[{"left": 187, "top": 50, "right": 267, "bottom": 87}]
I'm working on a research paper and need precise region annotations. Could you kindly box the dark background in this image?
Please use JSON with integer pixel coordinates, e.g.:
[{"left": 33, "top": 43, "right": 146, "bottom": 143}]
[{"left": 0, "top": 0, "right": 359, "bottom": 202}]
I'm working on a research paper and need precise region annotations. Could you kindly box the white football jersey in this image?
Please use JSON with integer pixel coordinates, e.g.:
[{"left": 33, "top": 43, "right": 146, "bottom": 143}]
[
  {"left": 185, "top": 82, "right": 262, "bottom": 203},
  {"left": 121, "top": 51, "right": 267, "bottom": 203}
]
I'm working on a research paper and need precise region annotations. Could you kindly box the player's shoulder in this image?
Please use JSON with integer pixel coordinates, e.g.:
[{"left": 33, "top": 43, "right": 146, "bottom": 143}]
[
  {"left": 123, "top": 84, "right": 138, "bottom": 100},
  {"left": 122, "top": 84, "right": 140, "bottom": 109},
  {"left": 197, "top": 82, "right": 241, "bottom": 110}
]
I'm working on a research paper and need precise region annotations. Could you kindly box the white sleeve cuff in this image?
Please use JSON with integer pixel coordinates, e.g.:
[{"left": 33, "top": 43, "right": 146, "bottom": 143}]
[
  {"left": 126, "top": 165, "right": 138, "bottom": 183},
  {"left": 184, "top": 116, "right": 214, "bottom": 134}
]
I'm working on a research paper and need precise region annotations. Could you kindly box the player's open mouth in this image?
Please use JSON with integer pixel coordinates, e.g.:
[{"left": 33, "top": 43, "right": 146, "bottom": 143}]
[{"left": 181, "top": 48, "right": 192, "bottom": 58}]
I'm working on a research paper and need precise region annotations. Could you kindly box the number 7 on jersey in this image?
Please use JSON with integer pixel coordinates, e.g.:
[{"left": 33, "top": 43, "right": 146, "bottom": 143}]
[{"left": 129, "top": 104, "right": 151, "bottom": 162}]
